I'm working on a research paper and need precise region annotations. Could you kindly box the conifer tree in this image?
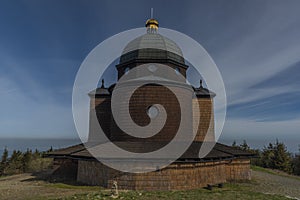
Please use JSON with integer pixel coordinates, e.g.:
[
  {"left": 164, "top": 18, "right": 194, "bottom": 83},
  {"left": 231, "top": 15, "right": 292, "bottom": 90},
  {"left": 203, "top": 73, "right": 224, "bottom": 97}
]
[
  {"left": 292, "top": 146, "right": 300, "bottom": 175},
  {"left": 0, "top": 147, "right": 9, "bottom": 175},
  {"left": 239, "top": 140, "right": 250, "bottom": 151},
  {"left": 261, "top": 140, "right": 292, "bottom": 173},
  {"left": 232, "top": 140, "right": 237, "bottom": 147},
  {"left": 22, "top": 149, "right": 32, "bottom": 172},
  {"left": 261, "top": 143, "right": 275, "bottom": 168},
  {"left": 273, "top": 140, "right": 292, "bottom": 173},
  {"left": 1, "top": 147, "right": 8, "bottom": 163}
]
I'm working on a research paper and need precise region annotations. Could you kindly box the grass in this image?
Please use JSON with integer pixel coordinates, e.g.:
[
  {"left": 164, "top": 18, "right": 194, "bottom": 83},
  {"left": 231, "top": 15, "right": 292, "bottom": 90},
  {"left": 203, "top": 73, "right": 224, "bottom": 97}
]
[
  {"left": 47, "top": 182, "right": 101, "bottom": 190},
  {"left": 52, "top": 183, "right": 291, "bottom": 200},
  {"left": 251, "top": 165, "right": 278, "bottom": 175},
  {"left": 0, "top": 175, "right": 8, "bottom": 179}
]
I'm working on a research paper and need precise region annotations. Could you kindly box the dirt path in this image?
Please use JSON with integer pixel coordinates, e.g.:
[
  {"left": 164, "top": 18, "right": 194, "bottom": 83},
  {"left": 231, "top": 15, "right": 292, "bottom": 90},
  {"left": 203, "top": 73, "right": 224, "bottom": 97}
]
[
  {"left": 250, "top": 170, "right": 300, "bottom": 199},
  {"left": 0, "top": 173, "right": 98, "bottom": 200}
]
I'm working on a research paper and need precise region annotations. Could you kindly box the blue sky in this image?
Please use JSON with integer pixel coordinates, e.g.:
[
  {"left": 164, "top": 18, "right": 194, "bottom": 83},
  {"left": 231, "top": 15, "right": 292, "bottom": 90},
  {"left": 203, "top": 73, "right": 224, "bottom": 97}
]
[{"left": 0, "top": 0, "right": 300, "bottom": 152}]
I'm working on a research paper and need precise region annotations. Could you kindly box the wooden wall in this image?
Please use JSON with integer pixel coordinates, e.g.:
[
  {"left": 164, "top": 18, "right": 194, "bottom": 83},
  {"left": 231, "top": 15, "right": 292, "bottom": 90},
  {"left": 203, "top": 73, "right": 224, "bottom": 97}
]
[
  {"left": 77, "top": 158, "right": 251, "bottom": 191},
  {"left": 192, "top": 98, "right": 215, "bottom": 142}
]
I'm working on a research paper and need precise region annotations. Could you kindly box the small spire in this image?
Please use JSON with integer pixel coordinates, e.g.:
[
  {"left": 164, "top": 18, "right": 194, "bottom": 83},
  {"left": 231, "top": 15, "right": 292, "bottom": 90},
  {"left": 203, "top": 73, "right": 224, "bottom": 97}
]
[
  {"left": 200, "top": 79, "right": 203, "bottom": 88},
  {"left": 101, "top": 79, "right": 105, "bottom": 88}
]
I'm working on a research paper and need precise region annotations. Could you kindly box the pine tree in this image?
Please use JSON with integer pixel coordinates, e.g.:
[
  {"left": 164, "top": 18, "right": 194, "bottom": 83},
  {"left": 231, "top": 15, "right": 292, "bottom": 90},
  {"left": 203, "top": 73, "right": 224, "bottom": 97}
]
[
  {"left": 22, "top": 149, "right": 32, "bottom": 172},
  {"left": 261, "top": 140, "right": 292, "bottom": 173},
  {"left": 1, "top": 147, "right": 8, "bottom": 163},
  {"left": 239, "top": 140, "right": 250, "bottom": 151},
  {"left": 0, "top": 147, "right": 9, "bottom": 175},
  {"left": 261, "top": 143, "right": 275, "bottom": 168},
  {"left": 33, "top": 149, "right": 40, "bottom": 158},
  {"left": 7, "top": 150, "right": 23, "bottom": 174},
  {"left": 273, "top": 141, "right": 292, "bottom": 173},
  {"left": 292, "top": 146, "right": 300, "bottom": 175},
  {"left": 232, "top": 140, "right": 237, "bottom": 147}
]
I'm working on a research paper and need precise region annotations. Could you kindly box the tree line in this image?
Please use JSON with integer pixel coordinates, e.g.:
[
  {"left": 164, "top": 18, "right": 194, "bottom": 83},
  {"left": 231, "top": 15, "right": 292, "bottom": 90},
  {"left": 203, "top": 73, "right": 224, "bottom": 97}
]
[
  {"left": 0, "top": 147, "right": 53, "bottom": 176},
  {"left": 232, "top": 140, "right": 300, "bottom": 175}
]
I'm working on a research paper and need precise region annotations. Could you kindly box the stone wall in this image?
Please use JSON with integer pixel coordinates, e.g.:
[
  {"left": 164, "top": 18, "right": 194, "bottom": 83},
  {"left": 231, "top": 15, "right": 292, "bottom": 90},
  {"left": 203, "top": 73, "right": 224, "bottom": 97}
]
[{"left": 77, "top": 158, "right": 250, "bottom": 191}]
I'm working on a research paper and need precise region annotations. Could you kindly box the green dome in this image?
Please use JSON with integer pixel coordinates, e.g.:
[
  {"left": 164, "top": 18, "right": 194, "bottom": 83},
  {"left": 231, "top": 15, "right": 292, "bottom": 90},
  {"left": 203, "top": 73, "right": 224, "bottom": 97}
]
[{"left": 120, "top": 33, "right": 185, "bottom": 65}]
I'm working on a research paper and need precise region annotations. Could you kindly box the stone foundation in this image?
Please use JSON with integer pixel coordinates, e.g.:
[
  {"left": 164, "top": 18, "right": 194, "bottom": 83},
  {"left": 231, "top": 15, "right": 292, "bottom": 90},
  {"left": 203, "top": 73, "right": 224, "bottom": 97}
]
[{"left": 76, "top": 158, "right": 251, "bottom": 190}]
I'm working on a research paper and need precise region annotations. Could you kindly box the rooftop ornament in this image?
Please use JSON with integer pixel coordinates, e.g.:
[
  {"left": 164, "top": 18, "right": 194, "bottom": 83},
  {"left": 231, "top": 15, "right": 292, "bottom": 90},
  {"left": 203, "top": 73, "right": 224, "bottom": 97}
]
[{"left": 146, "top": 8, "right": 158, "bottom": 33}]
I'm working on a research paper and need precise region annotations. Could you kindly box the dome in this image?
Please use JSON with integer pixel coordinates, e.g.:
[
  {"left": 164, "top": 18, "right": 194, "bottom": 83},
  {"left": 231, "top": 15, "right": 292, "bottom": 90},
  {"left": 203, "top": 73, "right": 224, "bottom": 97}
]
[{"left": 120, "top": 28, "right": 185, "bottom": 65}]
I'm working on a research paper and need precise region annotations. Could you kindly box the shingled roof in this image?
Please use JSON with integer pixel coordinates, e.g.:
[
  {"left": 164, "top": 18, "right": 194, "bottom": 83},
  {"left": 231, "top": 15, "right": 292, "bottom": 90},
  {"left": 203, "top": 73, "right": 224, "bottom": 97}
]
[{"left": 47, "top": 141, "right": 255, "bottom": 162}]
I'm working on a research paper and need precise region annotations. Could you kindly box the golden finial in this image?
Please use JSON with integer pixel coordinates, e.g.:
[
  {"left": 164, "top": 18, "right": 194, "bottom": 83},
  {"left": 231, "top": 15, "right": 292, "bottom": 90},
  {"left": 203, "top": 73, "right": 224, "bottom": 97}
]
[{"left": 146, "top": 8, "right": 158, "bottom": 33}]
